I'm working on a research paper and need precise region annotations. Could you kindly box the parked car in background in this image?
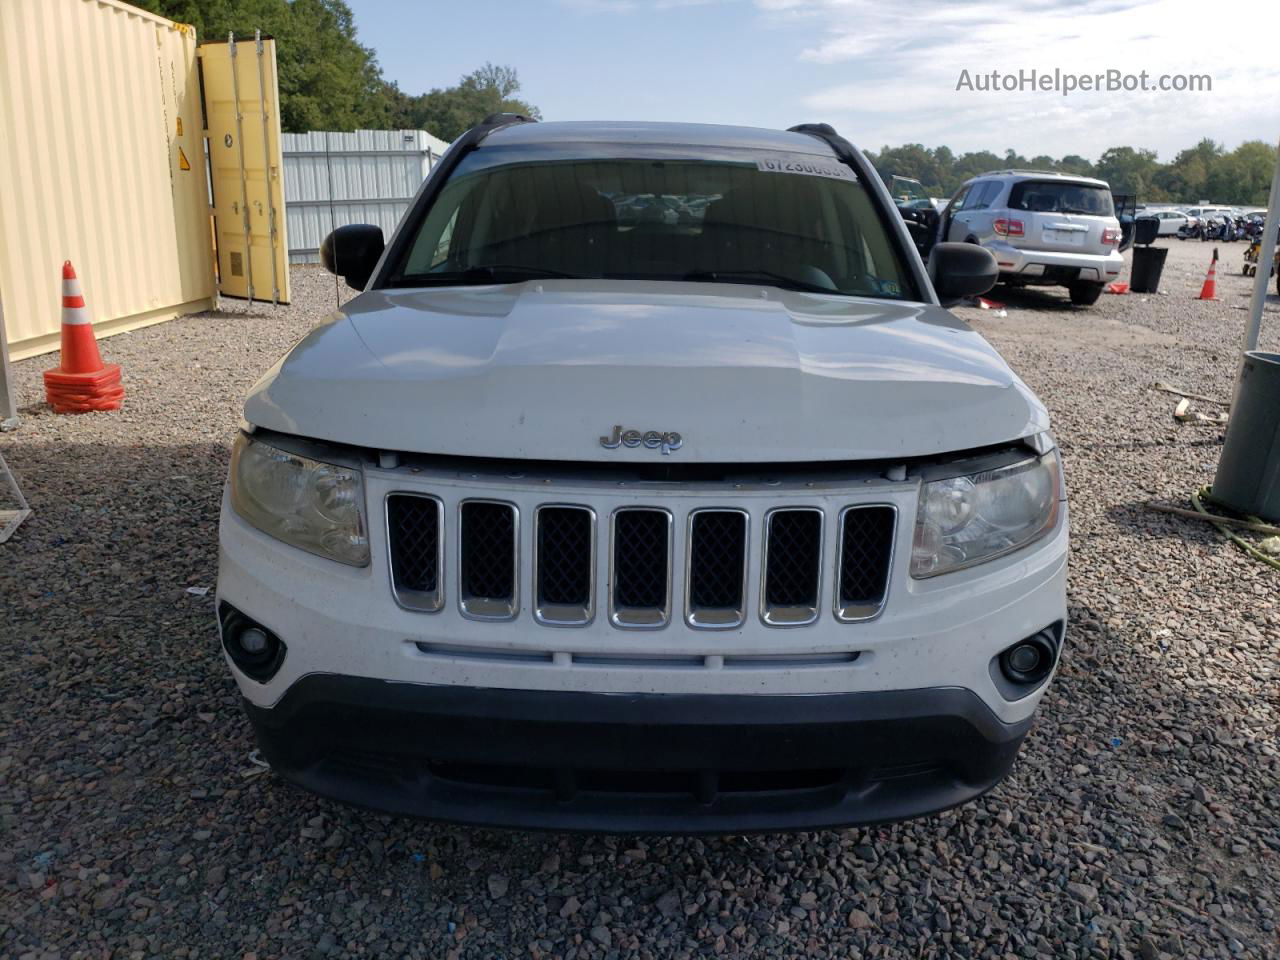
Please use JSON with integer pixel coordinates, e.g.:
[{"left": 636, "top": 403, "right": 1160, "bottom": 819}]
[
  {"left": 937, "top": 169, "right": 1124, "bottom": 305},
  {"left": 1141, "top": 210, "right": 1190, "bottom": 235},
  {"left": 217, "top": 117, "right": 1070, "bottom": 833},
  {"left": 1182, "top": 205, "right": 1234, "bottom": 225}
]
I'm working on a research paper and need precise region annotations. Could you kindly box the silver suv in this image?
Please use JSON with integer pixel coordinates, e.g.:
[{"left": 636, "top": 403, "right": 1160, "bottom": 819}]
[{"left": 938, "top": 170, "right": 1124, "bottom": 305}]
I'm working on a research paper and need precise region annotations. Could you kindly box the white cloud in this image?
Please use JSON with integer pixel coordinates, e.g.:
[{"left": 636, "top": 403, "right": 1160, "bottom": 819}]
[{"left": 757, "top": 0, "right": 1280, "bottom": 157}]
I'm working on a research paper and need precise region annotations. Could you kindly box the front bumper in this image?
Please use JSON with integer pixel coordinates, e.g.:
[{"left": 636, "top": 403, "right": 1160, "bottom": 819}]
[
  {"left": 987, "top": 241, "right": 1124, "bottom": 283},
  {"left": 219, "top": 463, "right": 1068, "bottom": 830},
  {"left": 245, "top": 676, "right": 1034, "bottom": 833},
  {"left": 217, "top": 486, "right": 1069, "bottom": 722}
]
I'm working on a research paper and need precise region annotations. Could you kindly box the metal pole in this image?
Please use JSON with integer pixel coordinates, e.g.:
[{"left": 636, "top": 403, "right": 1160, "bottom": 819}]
[
  {"left": 1242, "top": 132, "right": 1280, "bottom": 353},
  {"left": 255, "top": 30, "right": 280, "bottom": 306},
  {"left": 228, "top": 33, "right": 255, "bottom": 305},
  {"left": 0, "top": 290, "right": 18, "bottom": 431}
]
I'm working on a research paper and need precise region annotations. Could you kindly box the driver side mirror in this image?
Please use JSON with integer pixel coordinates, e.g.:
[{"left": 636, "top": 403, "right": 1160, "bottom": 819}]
[
  {"left": 928, "top": 242, "right": 998, "bottom": 306},
  {"left": 320, "top": 224, "right": 385, "bottom": 291}
]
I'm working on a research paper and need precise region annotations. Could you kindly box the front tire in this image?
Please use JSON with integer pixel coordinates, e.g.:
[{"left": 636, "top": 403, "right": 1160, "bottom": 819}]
[{"left": 1068, "top": 281, "right": 1104, "bottom": 306}]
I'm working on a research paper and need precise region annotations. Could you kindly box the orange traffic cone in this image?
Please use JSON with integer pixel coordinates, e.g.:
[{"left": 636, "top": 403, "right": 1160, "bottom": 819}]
[
  {"left": 1197, "top": 250, "right": 1219, "bottom": 300},
  {"left": 42, "top": 261, "right": 124, "bottom": 413}
]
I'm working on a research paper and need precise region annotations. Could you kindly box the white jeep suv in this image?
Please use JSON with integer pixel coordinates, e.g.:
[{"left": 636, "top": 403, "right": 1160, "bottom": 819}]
[
  {"left": 217, "top": 118, "right": 1069, "bottom": 832},
  {"left": 939, "top": 169, "right": 1124, "bottom": 305}
]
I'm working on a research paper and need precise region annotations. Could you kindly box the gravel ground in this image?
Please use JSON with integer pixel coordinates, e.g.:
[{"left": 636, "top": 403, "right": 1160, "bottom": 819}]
[{"left": 2, "top": 241, "right": 1277, "bottom": 960}]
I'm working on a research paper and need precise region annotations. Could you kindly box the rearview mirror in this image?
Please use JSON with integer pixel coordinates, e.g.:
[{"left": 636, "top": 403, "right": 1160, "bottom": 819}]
[
  {"left": 928, "top": 242, "right": 998, "bottom": 306},
  {"left": 320, "top": 224, "right": 385, "bottom": 291}
]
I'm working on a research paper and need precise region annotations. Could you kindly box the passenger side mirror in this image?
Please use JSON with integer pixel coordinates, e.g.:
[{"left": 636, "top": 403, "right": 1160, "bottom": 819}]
[
  {"left": 928, "top": 242, "right": 998, "bottom": 306},
  {"left": 320, "top": 224, "right": 385, "bottom": 291}
]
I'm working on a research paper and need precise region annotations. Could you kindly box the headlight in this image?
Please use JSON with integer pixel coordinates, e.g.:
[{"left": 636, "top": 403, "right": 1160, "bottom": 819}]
[
  {"left": 911, "top": 449, "right": 1060, "bottom": 578},
  {"left": 229, "top": 434, "right": 370, "bottom": 566}
]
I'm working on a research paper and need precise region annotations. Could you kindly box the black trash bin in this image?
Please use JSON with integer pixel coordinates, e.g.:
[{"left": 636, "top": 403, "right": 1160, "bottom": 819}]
[
  {"left": 1213, "top": 351, "right": 1280, "bottom": 523},
  {"left": 1133, "top": 216, "right": 1160, "bottom": 246},
  {"left": 1130, "top": 245, "right": 1168, "bottom": 293}
]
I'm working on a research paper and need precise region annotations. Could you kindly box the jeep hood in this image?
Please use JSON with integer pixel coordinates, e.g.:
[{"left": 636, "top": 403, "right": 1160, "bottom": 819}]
[{"left": 243, "top": 281, "right": 1048, "bottom": 463}]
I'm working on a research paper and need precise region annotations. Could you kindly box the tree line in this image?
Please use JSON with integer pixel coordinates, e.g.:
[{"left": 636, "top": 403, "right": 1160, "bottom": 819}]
[
  {"left": 868, "top": 139, "right": 1276, "bottom": 206},
  {"left": 130, "top": 0, "right": 539, "bottom": 139},
  {"left": 131, "top": 0, "right": 1273, "bottom": 205}
]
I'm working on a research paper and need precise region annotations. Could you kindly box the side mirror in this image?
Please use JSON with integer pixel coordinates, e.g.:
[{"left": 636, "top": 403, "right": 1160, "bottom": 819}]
[
  {"left": 928, "top": 242, "right": 998, "bottom": 306},
  {"left": 320, "top": 224, "right": 385, "bottom": 291}
]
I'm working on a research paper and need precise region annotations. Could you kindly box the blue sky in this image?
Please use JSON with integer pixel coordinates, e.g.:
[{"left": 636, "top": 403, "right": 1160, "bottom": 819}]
[{"left": 346, "top": 0, "right": 1280, "bottom": 160}]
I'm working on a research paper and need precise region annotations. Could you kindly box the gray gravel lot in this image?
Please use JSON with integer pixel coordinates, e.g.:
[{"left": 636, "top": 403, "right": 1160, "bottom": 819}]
[{"left": 2, "top": 239, "right": 1277, "bottom": 959}]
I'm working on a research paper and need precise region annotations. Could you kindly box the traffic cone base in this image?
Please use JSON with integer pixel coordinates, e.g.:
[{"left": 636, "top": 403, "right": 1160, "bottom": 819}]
[{"left": 42, "top": 260, "right": 125, "bottom": 413}]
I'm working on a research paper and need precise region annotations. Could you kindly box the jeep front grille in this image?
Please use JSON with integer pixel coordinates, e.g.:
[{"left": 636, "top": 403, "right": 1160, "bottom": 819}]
[
  {"left": 836, "top": 506, "right": 897, "bottom": 621},
  {"left": 761, "top": 508, "right": 824, "bottom": 626},
  {"left": 386, "top": 492, "right": 895, "bottom": 627},
  {"left": 609, "top": 509, "right": 672, "bottom": 628},
  {"left": 386, "top": 494, "right": 443, "bottom": 612},
  {"left": 458, "top": 500, "right": 518, "bottom": 620},
  {"left": 535, "top": 506, "right": 596, "bottom": 625},
  {"left": 685, "top": 509, "right": 748, "bottom": 628}
]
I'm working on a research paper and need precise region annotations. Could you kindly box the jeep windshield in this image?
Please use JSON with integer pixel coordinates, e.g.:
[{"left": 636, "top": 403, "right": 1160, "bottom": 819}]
[
  {"left": 385, "top": 144, "right": 918, "bottom": 300},
  {"left": 1008, "top": 180, "right": 1114, "bottom": 216}
]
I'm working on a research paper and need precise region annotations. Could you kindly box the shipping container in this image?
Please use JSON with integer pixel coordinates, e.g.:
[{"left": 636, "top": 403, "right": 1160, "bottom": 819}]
[{"left": 0, "top": 0, "right": 216, "bottom": 360}]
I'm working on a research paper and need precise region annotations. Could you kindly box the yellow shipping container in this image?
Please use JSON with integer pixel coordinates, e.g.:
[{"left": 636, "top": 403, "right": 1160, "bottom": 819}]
[{"left": 0, "top": 0, "right": 215, "bottom": 360}]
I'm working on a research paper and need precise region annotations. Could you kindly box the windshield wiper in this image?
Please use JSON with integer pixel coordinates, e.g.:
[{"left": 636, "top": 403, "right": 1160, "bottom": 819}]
[
  {"left": 681, "top": 269, "right": 839, "bottom": 295},
  {"left": 395, "top": 264, "right": 585, "bottom": 286}
]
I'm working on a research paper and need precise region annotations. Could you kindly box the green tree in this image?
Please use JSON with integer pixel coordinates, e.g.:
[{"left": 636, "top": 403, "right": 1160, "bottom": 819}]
[
  {"left": 1094, "top": 146, "right": 1160, "bottom": 197},
  {"left": 869, "top": 137, "right": 1270, "bottom": 205},
  {"left": 950, "top": 151, "right": 1002, "bottom": 189},
  {"left": 1155, "top": 138, "right": 1222, "bottom": 202},
  {"left": 391, "top": 63, "right": 542, "bottom": 141},
  {"left": 1057, "top": 155, "right": 1094, "bottom": 176},
  {"left": 129, "top": 2, "right": 540, "bottom": 137},
  {"left": 872, "top": 143, "right": 945, "bottom": 191},
  {"left": 131, "top": 0, "right": 392, "bottom": 131},
  {"left": 1205, "top": 141, "right": 1276, "bottom": 205}
]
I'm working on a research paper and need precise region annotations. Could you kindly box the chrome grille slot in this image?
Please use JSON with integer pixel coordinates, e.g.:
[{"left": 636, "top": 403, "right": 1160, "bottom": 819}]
[
  {"left": 685, "top": 509, "right": 748, "bottom": 628},
  {"left": 761, "top": 508, "right": 823, "bottom": 626},
  {"left": 610, "top": 508, "right": 672, "bottom": 628},
  {"left": 535, "top": 505, "right": 596, "bottom": 626},
  {"left": 386, "top": 494, "right": 443, "bottom": 612},
  {"left": 836, "top": 505, "right": 896, "bottom": 621},
  {"left": 458, "top": 500, "right": 518, "bottom": 620}
]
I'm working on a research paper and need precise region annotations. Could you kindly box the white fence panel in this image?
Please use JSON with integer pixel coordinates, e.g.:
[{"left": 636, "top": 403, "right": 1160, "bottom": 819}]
[{"left": 282, "top": 129, "right": 448, "bottom": 264}]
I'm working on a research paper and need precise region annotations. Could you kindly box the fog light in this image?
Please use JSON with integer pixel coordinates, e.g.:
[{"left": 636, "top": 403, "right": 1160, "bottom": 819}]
[
  {"left": 218, "top": 603, "right": 287, "bottom": 684},
  {"left": 990, "top": 624, "right": 1062, "bottom": 700},
  {"left": 1006, "top": 643, "right": 1043, "bottom": 674},
  {"left": 239, "top": 627, "right": 270, "bottom": 655},
  {"left": 997, "top": 630, "right": 1057, "bottom": 687}
]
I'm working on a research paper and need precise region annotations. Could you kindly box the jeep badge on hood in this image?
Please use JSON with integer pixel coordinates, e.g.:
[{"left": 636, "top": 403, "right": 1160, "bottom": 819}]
[{"left": 599, "top": 425, "right": 683, "bottom": 455}]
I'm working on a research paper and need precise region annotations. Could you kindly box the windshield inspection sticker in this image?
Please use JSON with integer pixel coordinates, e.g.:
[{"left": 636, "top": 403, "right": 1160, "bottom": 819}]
[{"left": 756, "top": 157, "right": 854, "bottom": 180}]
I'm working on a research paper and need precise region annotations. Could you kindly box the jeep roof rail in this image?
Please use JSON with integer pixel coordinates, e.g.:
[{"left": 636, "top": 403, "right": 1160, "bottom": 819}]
[
  {"left": 480, "top": 112, "right": 538, "bottom": 128},
  {"left": 786, "top": 123, "right": 865, "bottom": 170},
  {"left": 786, "top": 122, "right": 889, "bottom": 193}
]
